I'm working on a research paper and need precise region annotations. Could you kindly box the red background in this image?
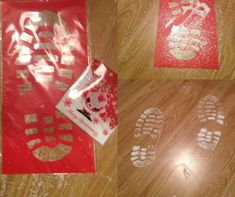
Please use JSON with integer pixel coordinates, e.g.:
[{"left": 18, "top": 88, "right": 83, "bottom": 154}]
[
  {"left": 2, "top": 0, "right": 95, "bottom": 174},
  {"left": 154, "top": 0, "right": 219, "bottom": 69}
]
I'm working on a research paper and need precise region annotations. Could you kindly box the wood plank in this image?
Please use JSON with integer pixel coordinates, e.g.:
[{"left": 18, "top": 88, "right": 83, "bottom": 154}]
[{"left": 119, "top": 80, "right": 235, "bottom": 197}]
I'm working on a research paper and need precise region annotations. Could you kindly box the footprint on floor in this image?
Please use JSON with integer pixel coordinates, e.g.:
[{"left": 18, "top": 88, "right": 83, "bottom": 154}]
[
  {"left": 197, "top": 95, "right": 224, "bottom": 150},
  {"left": 131, "top": 145, "right": 156, "bottom": 168},
  {"left": 131, "top": 108, "right": 164, "bottom": 167},
  {"left": 197, "top": 128, "right": 221, "bottom": 150},
  {"left": 198, "top": 95, "right": 224, "bottom": 125}
]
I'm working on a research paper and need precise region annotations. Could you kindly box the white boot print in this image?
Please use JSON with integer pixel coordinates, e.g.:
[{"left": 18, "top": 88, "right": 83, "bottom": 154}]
[
  {"left": 131, "top": 108, "right": 164, "bottom": 167},
  {"left": 197, "top": 95, "right": 224, "bottom": 151},
  {"left": 166, "top": 0, "right": 211, "bottom": 60},
  {"left": 131, "top": 145, "right": 156, "bottom": 168}
]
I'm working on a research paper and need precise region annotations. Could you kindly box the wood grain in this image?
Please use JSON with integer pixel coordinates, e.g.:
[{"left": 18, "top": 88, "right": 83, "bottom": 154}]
[
  {"left": 0, "top": 1, "right": 117, "bottom": 197},
  {"left": 118, "top": 0, "right": 235, "bottom": 79},
  {"left": 118, "top": 80, "right": 235, "bottom": 197}
]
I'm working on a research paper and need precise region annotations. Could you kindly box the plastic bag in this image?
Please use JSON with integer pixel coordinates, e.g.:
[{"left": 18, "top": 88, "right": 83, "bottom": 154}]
[
  {"left": 2, "top": 0, "right": 95, "bottom": 174},
  {"left": 57, "top": 60, "right": 118, "bottom": 145}
]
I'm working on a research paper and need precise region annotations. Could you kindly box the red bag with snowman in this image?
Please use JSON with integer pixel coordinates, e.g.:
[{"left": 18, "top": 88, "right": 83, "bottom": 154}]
[{"left": 56, "top": 60, "right": 118, "bottom": 145}]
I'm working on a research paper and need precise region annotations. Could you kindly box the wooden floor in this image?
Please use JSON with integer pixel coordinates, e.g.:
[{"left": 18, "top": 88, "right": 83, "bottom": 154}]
[
  {"left": 118, "top": 0, "right": 235, "bottom": 79},
  {"left": 0, "top": 0, "right": 117, "bottom": 197},
  {"left": 118, "top": 80, "right": 235, "bottom": 197}
]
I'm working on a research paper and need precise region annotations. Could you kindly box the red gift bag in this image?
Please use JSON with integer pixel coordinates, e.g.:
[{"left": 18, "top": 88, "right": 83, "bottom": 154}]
[{"left": 57, "top": 60, "right": 118, "bottom": 145}]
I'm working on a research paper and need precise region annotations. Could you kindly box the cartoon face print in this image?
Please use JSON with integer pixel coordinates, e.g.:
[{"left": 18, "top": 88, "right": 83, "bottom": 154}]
[{"left": 85, "top": 91, "right": 107, "bottom": 114}]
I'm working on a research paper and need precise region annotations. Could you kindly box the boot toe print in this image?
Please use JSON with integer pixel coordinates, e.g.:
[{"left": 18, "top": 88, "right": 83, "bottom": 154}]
[
  {"left": 16, "top": 10, "right": 75, "bottom": 95},
  {"left": 197, "top": 96, "right": 224, "bottom": 150},
  {"left": 134, "top": 107, "right": 164, "bottom": 138},
  {"left": 198, "top": 95, "right": 224, "bottom": 125}
]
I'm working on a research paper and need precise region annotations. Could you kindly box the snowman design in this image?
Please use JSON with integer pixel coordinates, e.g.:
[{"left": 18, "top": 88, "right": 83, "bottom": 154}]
[{"left": 77, "top": 91, "right": 108, "bottom": 123}]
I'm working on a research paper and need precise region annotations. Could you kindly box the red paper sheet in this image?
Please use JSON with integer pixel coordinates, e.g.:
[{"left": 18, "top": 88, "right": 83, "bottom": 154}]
[
  {"left": 2, "top": 0, "right": 95, "bottom": 174},
  {"left": 154, "top": 0, "right": 219, "bottom": 69}
]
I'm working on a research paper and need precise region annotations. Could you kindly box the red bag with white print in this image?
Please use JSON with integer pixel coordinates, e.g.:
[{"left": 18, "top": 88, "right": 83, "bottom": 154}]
[
  {"left": 57, "top": 60, "right": 118, "bottom": 145},
  {"left": 2, "top": 0, "right": 95, "bottom": 174}
]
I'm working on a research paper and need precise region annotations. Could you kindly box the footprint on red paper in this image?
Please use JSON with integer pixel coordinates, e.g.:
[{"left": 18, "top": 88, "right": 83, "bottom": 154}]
[
  {"left": 25, "top": 111, "right": 73, "bottom": 162},
  {"left": 2, "top": 0, "right": 95, "bottom": 174}
]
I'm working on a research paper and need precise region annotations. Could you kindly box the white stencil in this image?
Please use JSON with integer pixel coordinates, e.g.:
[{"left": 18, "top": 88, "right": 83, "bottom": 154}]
[
  {"left": 197, "top": 128, "right": 221, "bottom": 150},
  {"left": 198, "top": 95, "right": 224, "bottom": 125}
]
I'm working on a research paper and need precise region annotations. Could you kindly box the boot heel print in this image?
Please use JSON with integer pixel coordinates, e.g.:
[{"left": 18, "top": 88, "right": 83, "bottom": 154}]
[
  {"left": 131, "top": 108, "right": 164, "bottom": 167},
  {"left": 24, "top": 111, "right": 73, "bottom": 162},
  {"left": 197, "top": 128, "right": 221, "bottom": 150},
  {"left": 131, "top": 145, "right": 156, "bottom": 168}
]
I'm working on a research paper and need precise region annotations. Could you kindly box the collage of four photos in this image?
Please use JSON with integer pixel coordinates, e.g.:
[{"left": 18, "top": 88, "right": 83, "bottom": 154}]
[{"left": 0, "top": 0, "right": 235, "bottom": 196}]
